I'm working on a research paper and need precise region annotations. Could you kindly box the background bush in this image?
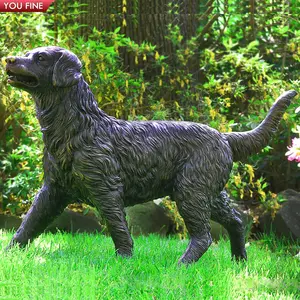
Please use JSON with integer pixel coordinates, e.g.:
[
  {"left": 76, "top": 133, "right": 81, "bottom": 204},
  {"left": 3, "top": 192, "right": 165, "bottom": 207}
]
[{"left": 0, "top": 0, "right": 299, "bottom": 219}]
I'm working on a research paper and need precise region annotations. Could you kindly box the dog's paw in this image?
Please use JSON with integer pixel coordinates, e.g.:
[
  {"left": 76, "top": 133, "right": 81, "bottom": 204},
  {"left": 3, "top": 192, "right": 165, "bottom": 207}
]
[{"left": 116, "top": 247, "right": 133, "bottom": 258}]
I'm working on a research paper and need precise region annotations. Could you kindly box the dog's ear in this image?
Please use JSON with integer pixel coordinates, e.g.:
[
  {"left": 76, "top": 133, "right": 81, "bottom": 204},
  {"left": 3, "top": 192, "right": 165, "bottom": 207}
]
[{"left": 52, "top": 50, "right": 82, "bottom": 87}]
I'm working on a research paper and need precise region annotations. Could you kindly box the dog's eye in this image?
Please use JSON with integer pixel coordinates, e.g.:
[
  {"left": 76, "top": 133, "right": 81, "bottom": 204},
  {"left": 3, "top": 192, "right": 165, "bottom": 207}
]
[{"left": 38, "top": 55, "right": 45, "bottom": 62}]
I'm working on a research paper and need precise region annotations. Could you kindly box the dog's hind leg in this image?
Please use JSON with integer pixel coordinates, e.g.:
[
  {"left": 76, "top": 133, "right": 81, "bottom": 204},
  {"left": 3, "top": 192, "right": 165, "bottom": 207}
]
[
  {"left": 7, "top": 184, "right": 69, "bottom": 249},
  {"left": 173, "top": 186, "right": 213, "bottom": 265},
  {"left": 211, "top": 191, "right": 247, "bottom": 261},
  {"left": 173, "top": 147, "right": 233, "bottom": 265}
]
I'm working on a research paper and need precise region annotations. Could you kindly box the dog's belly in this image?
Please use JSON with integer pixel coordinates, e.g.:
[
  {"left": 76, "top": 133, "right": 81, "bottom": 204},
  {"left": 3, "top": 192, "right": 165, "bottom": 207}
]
[
  {"left": 123, "top": 180, "right": 173, "bottom": 206},
  {"left": 116, "top": 146, "right": 180, "bottom": 206},
  {"left": 121, "top": 169, "right": 175, "bottom": 206}
]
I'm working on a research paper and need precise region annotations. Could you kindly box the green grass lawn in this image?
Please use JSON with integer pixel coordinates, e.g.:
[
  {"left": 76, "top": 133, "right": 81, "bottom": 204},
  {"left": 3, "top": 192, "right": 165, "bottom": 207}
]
[{"left": 0, "top": 231, "right": 299, "bottom": 300}]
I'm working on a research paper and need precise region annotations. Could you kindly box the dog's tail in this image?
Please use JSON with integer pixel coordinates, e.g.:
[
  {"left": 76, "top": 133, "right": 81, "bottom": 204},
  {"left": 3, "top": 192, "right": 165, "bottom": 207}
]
[{"left": 224, "top": 90, "right": 297, "bottom": 161}]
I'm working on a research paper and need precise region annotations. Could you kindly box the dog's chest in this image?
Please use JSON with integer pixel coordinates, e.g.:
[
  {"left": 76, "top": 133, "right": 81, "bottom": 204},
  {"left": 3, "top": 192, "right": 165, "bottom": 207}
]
[{"left": 44, "top": 150, "right": 74, "bottom": 185}]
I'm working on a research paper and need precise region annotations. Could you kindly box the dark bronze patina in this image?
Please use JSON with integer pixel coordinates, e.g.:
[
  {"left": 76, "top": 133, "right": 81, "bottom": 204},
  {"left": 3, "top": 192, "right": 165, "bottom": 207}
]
[{"left": 5, "top": 47, "right": 297, "bottom": 264}]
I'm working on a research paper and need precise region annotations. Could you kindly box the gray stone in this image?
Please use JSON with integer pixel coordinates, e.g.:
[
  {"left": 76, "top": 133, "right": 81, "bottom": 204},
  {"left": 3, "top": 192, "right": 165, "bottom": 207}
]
[
  {"left": 210, "top": 220, "right": 227, "bottom": 240},
  {"left": 46, "top": 209, "right": 103, "bottom": 234},
  {"left": 259, "top": 189, "right": 300, "bottom": 240},
  {"left": 126, "top": 200, "right": 253, "bottom": 240},
  {"left": 0, "top": 214, "right": 21, "bottom": 230},
  {"left": 0, "top": 201, "right": 253, "bottom": 240},
  {"left": 210, "top": 208, "right": 253, "bottom": 241},
  {"left": 0, "top": 209, "right": 103, "bottom": 234},
  {"left": 125, "top": 201, "right": 174, "bottom": 236}
]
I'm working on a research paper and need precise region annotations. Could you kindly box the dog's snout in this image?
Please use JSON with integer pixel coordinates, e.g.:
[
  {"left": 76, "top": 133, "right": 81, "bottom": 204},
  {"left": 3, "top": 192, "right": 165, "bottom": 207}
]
[{"left": 5, "top": 56, "right": 17, "bottom": 64}]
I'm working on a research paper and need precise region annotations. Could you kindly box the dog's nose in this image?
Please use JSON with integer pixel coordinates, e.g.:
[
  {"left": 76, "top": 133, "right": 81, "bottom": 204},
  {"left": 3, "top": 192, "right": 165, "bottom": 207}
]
[{"left": 5, "top": 56, "right": 17, "bottom": 64}]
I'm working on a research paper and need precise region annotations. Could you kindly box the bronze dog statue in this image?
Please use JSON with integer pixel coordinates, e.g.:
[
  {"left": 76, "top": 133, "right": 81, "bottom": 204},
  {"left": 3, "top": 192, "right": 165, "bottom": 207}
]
[{"left": 5, "top": 46, "right": 297, "bottom": 264}]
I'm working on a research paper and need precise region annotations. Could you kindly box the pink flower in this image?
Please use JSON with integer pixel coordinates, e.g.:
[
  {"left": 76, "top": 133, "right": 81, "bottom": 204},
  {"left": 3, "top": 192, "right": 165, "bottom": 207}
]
[{"left": 286, "top": 138, "right": 300, "bottom": 163}]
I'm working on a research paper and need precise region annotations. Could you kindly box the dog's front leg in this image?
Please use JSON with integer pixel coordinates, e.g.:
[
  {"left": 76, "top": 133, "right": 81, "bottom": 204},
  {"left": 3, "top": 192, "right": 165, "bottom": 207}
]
[
  {"left": 7, "top": 184, "right": 69, "bottom": 249},
  {"left": 94, "top": 191, "right": 133, "bottom": 257}
]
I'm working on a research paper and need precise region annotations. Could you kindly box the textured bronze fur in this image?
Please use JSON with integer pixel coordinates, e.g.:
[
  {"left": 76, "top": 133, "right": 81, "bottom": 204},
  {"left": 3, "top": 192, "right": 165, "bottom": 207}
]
[{"left": 5, "top": 46, "right": 297, "bottom": 264}]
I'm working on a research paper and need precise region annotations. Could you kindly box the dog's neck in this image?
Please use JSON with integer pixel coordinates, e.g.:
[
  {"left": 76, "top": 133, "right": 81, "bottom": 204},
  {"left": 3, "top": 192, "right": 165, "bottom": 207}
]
[{"left": 32, "top": 79, "right": 111, "bottom": 163}]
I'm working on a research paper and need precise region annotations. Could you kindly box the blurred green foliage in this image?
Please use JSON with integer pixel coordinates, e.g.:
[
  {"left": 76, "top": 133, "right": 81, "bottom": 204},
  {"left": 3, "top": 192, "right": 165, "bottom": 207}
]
[{"left": 0, "top": 0, "right": 299, "bottom": 216}]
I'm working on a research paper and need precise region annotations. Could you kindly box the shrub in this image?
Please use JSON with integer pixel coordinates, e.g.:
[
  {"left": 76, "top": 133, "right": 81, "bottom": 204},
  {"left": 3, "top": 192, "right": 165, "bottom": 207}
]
[{"left": 1, "top": 1, "right": 299, "bottom": 220}]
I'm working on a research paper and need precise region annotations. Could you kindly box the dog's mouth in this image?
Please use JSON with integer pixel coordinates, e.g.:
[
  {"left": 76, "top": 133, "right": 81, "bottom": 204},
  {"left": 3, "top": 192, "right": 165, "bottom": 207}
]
[{"left": 7, "top": 70, "right": 38, "bottom": 88}]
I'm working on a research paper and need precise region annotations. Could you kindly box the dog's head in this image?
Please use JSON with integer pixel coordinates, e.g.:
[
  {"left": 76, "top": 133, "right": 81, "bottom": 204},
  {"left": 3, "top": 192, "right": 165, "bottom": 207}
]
[{"left": 5, "top": 46, "right": 82, "bottom": 92}]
